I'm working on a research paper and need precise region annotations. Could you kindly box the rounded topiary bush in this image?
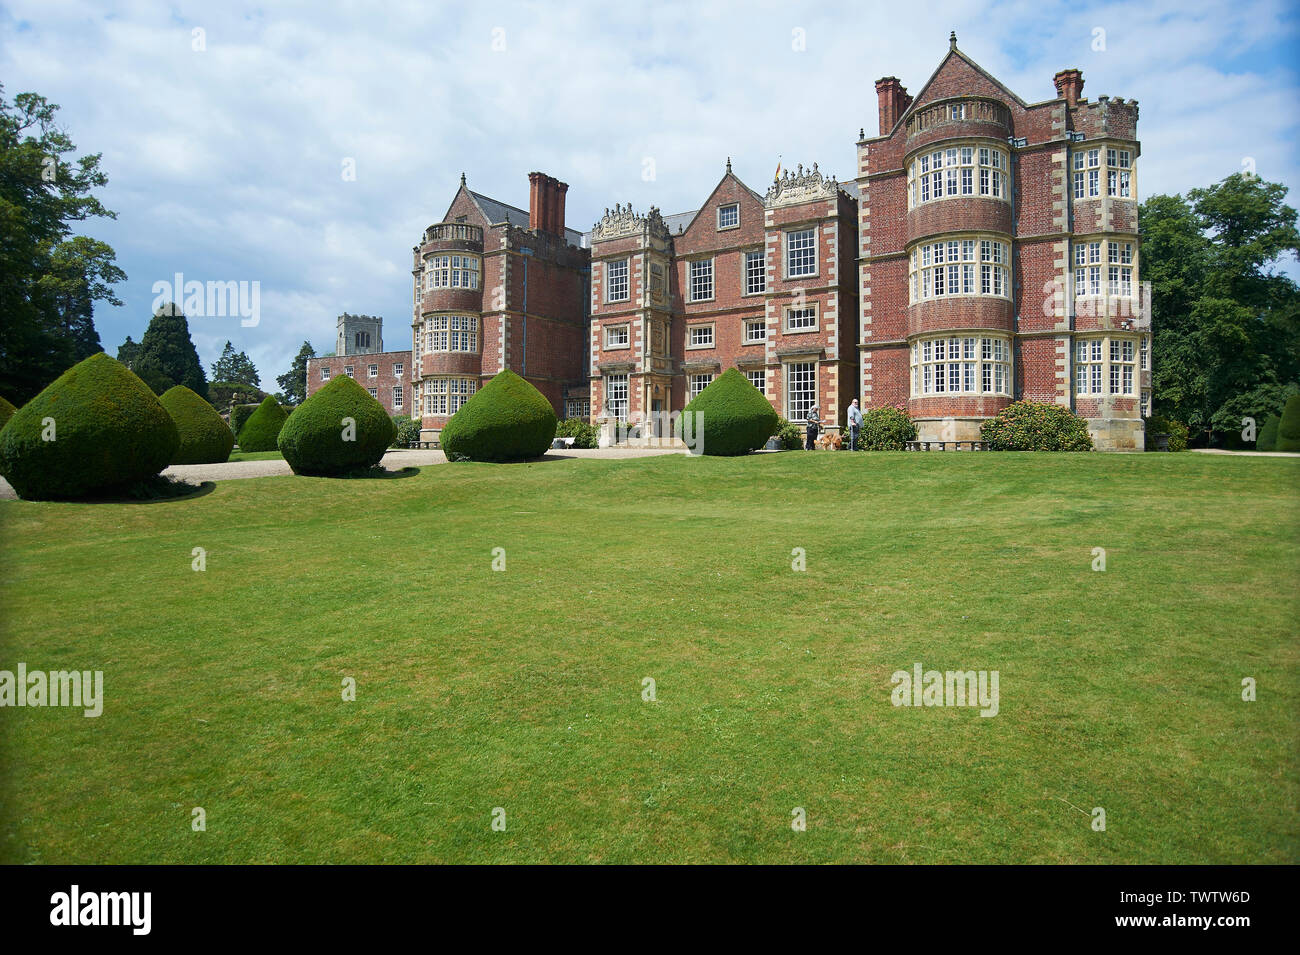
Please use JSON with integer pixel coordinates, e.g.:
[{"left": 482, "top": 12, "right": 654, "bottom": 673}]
[
  {"left": 160, "top": 385, "right": 235, "bottom": 464},
  {"left": 0, "top": 352, "right": 179, "bottom": 500},
  {"left": 1256, "top": 413, "right": 1280, "bottom": 452},
  {"left": 1275, "top": 395, "right": 1300, "bottom": 452},
  {"left": 980, "top": 400, "right": 1093, "bottom": 451},
  {"left": 278, "top": 374, "right": 396, "bottom": 475},
  {"left": 680, "top": 368, "right": 778, "bottom": 456},
  {"left": 0, "top": 394, "right": 16, "bottom": 430},
  {"left": 236, "top": 395, "right": 288, "bottom": 451},
  {"left": 858, "top": 406, "right": 918, "bottom": 450},
  {"left": 440, "top": 370, "right": 556, "bottom": 462}
]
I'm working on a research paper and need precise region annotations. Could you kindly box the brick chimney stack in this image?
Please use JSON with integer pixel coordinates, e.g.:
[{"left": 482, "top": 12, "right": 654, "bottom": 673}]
[
  {"left": 553, "top": 179, "right": 568, "bottom": 238},
  {"left": 528, "top": 172, "right": 547, "bottom": 232},
  {"left": 875, "top": 77, "right": 909, "bottom": 135},
  {"left": 1053, "top": 68, "right": 1084, "bottom": 106},
  {"left": 527, "top": 173, "right": 569, "bottom": 237}
]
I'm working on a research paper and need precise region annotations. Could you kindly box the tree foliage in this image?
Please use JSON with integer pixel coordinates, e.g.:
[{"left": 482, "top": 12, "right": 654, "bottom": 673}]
[
  {"left": 136, "top": 303, "right": 208, "bottom": 399},
  {"left": 1141, "top": 174, "right": 1300, "bottom": 444},
  {"left": 0, "top": 86, "right": 124, "bottom": 404},
  {"left": 210, "top": 340, "right": 260, "bottom": 389},
  {"left": 276, "top": 341, "right": 316, "bottom": 406}
]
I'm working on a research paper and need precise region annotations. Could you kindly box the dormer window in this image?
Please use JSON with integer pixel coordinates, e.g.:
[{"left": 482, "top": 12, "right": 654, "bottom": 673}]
[{"left": 717, "top": 204, "right": 739, "bottom": 230}]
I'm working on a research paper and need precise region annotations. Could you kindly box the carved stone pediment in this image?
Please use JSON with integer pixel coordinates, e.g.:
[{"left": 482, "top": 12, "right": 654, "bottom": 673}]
[
  {"left": 591, "top": 203, "right": 670, "bottom": 242},
  {"left": 764, "top": 162, "right": 838, "bottom": 209}
]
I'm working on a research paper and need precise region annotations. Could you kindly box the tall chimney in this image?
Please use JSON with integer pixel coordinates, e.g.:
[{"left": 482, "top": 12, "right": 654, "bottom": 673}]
[
  {"left": 545, "top": 175, "right": 560, "bottom": 235},
  {"left": 528, "top": 172, "right": 546, "bottom": 232},
  {"left": 554, "top": 179, "right": 568, "bottom": 239},
  {"left": 1053, "top": 68, "right": 1084, "bottom": 106},
  {"left": 875, "top": 77, "right": 908, "bottom": 135}
]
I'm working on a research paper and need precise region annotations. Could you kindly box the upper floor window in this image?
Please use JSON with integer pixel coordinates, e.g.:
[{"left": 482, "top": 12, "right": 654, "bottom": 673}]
[
  {"left": 908, "top": 145, "right": 1008, "bottom": 208},
  {"left": 428, "top": 254, "right": 480, "bottom": 290},
  {"left": 689, "top": 259, "right": 714, "bottom": 302},
  {"left": 414, "top": 273, "right": 423, "bottom": 303},
  {"left": 1072, "top": 147, "right": 1132, "bottom": 199},
  {"left": 393, "top": 386, "right": 403, "bottom": 410},
  {"left": 425, "top": 377, "right": 476, "bottom": 416},
  {"left": 426, "top": 315, "right": 479, "bottom": 352},
  {"left": 1074, "top": 240, "right": 1135, "bottom": 299},
  {"left": 344, "top": 366, "right": 354, "bottom": 377},
  {"left": 605, "top": 324, "right": 629, "bottom": 348},
  {"left": 909, "top": 237, "right": 1009, "bottom": 303},
  {"left": 949, "top": 103, "right": 966, "bottom": 120},
  {"left": 393, "top": 363, "right": 403, "bottom": 378},
  {"left": 368, "top": 363, "right": 378, "bottom": 378},
  {"left": 1076, "top": 335, "right": 1139, "bottom": 396},
  {"left": 688, "top": 324, "right": 715, "bottom": 349},
  {"left": 786, "top": 228, "right": 817, "bottom": 278},
  {"left": 785, "top": 305, "right": 818, "bottom": 332},
  {"left": 606, "top": 259, "right": 629, "bottom": 302},
  {"left": 367, "top": 387, "right": 378, "bottom": 398},
  {"left": 1106, "top": 148, "right": 1132, "bottom": 198},
  {"left": 744, "top": 368, "right": 766, "bottom": 393},
  {"left": 744, "top": 319, "right": 766, "bottom": 344},
  {"left": 718, "top": 204, "right": 739, "bottom": 230},
  {"left": 320, "top": 366, "right": 331, "bottom": 381},
  {"left": 744, "top": 250, "right": 766, "bottom": 295}
]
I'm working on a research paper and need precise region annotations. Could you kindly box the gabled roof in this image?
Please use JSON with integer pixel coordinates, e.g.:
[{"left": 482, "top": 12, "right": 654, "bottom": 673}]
[
  {"left": 676, "top": 165, "right": 765, "bottom": 238},
  {"left": 894, "top": 35, "right": 1028, "bottom": 135}
]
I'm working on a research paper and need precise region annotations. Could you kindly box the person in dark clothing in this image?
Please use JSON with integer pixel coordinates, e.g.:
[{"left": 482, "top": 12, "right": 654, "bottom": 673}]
[{"left": 805, "top": 406, "right": 820, "bottom": 450}]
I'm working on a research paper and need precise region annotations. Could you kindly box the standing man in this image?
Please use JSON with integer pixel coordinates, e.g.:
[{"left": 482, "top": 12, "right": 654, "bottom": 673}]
[
  {"left": 805, "top": 405, "right": 820, "bottom": 450},
  {"left": 847, "top": 398, "right": 863, "bottom": 451}
]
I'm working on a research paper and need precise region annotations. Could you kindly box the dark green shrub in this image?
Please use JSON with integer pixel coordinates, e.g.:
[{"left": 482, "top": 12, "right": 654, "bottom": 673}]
[
  {"left": 680, "top": 368, "right": 778, "bottom": 456},
  {"left": 1143, "top": 414, "right": 1189, "bottom": 452},
  {"left": 440, "top": 370, "right": 556, "bottom": 462},
  {"left": 230, "top": 402, "right": 260, "bottom": 436},
  {"left": 236, "top": 396, "right": 288, "bottom": 451},
  {"left": 391, "top": 416, "right": 422, "bottom": 448},
  {"left": 859, "top": 406, "right": 918, "bottom": 450},
  {"left": 160, "top": 385, "right": 235, "bottom": 464},
  {"left": 1256, "top": 414, "right": 1280, "bottom": 452},
  {"left": 980, "top": 401, "right": 1093, "bottom": 451},
  {"left": 0, "top": 353, "right": 179, "bottom": 500},
  {"left": 0, "top": 394, "right": 16, "bottom": 429},
  {"left": 209, "top": 380, "right": 268, "bottom": 411},
  {"left": 771, "top": 417, "right": 802, "bottom": 451},
  {"left": 278, "top": 375, "right": 396, "bottom": 476},
  {"left": 1276, "top": 395, "right": 1300, "bottom": 452},
  {"left": 555, "top": 418, "right": 599, "bottom": 448}
]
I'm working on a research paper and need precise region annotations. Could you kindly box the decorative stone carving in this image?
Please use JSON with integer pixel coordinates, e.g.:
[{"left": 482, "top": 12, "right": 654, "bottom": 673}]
[
  {"left": 590, "top": 202, "right": 671, "bottom": 241},
  {"left": 764, "top": 162, "right": 839, "bottom": 208}
]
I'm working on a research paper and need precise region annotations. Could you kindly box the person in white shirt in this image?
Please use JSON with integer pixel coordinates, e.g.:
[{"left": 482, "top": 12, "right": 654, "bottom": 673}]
[{"left": 847, "top": 399, "right": 863, "bottom": 451}]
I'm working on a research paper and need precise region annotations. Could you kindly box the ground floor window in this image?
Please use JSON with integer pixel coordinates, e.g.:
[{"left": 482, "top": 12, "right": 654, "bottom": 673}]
[
  {"left": 689, "top": 373, "right": 714, "bottom": 400},
  {"left": 393, "top": 386, "right": 403, "bottom": 410},
  {"left": 910, "top": 335, "right": 1010, "bottom": 396},
  {"left": 424, "top": 377, "right": 476, "bottom": 415},
  {"left": 605, "top": 374, "right": 628, "bottom": 421},
  {"left": 785, "top": 362, "right": 817, "bottom": 420},
  {"left": 565, "top": 397, "right": 590, "bottom": 420},
  {"left": 1076, "top": 335, "right": 1138, "bottom": 396}
]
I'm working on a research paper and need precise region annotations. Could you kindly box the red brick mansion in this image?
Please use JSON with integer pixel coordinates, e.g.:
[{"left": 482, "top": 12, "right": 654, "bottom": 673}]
[{"left": 307, "top": 36, "right": 1148, "bottom": 450}]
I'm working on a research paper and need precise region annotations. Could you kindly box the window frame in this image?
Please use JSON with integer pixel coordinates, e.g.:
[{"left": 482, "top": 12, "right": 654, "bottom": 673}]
[
  {"left": 784, "top": 303, "right": 819, "bottom": 334},
  {"left": 785, "top": 227, "right": 818, "bottom": 279},
  {"left": 688, "top": 258, "right": 715, "bottom": 303},
  {"left": 605, "top": 258, "right": 630, "bottom": 303},
  {"left": 687, "top": 323, "right": 715, "bottom": 350},
  {"left": 717, "top": 203, "right": 740, "bottom": 231},
  {"left": 604, "top": 323, "right": 630, "bottom": 349}
]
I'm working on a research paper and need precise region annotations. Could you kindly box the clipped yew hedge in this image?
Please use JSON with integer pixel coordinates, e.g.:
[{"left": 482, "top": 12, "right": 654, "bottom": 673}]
[
  {"left": 0, "top": 394, "right": 16, "bottom": 429},
  {"left": 1256, "top": 413, "right": 1280, "bottom": 452},
  {"left": 160, "top": 385, "right": 235, "bottom": 464},
  {"left": 1276, "top": 395, "right": 1300, "bottom": 452},
  {"left": 440, "top": 370, "right": 556, "bottom": 462},
  {"left": 277, "top": 374, "right": 396, "bottom": 475},
  {"left": 0, "top": 353, "right": 179, "bottom": 500},
  {"left": 980, "top": 400, "right": 1093, "bottom": 451},
  {"left": 680, "top": 368, "right": 777, "bottom": 456},
  {"left": 236, "top": 395, "right": 287, "bottom": 451}
]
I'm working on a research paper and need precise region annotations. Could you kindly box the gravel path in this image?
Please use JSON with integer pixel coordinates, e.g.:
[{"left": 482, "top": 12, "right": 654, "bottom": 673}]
[{"left": 0, "top": 446, "right": 687, "bottom": 500}]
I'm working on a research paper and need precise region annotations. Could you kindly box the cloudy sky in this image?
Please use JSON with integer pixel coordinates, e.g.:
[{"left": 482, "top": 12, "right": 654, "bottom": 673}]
[{"left": 2, "top": 0, "right": 1297, "bottom": 387}]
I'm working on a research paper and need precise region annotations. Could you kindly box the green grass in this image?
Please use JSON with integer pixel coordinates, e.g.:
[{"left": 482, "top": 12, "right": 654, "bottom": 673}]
[
  {"left": 226, "top": 450, "right": 284, "bottom": 462},
  {"left": 1, "top": 452, "right": 1296, "bottom": 864}
]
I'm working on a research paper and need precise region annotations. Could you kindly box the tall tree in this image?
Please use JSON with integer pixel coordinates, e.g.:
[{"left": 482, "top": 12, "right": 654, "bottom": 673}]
[
  {"left": 1140, "top": 174, "right": 1299, "bottom": 443},
  {"left": 276, "top": 341, "right": 316, "bottom": 406},
  {"left": 136, "top": 303, "right": 208, "bottom": 398},
  {"left": 211, "top": 340, "right": 261, "bottom": 388},
  {"left": 116, "top": 336, "right": 141, "bottom": 369},
  {"left": 0, "top": 85, "right": 123, "bottom": 403}
]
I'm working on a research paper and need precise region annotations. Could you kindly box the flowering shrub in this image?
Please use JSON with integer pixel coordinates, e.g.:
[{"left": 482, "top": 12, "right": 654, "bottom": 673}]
[{"left": 980, "top": 401, "right": 1092, "bottom": 451}]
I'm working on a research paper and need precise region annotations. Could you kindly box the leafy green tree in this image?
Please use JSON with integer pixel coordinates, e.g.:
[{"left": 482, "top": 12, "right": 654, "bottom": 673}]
[
  {"left": 1140, "top": 174, "right": 1300, "bottom": 444},
  {"left": 0, "top": 86, "right": 124, "bottom": 403},
  {"left": 136, "top": 303, "right": 208, "bottom": 398},
  {"left": 210, "top": 340, "right": 261, "bottom": 388},
  {"left": 276, "top": 341, "right": 316, "bottom": 406},
  {"left": 116, "top": 335, "right": 141, "bottom": 369}
]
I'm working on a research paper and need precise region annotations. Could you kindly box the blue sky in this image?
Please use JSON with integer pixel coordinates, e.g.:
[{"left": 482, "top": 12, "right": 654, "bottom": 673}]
[{"left": 2, "top": 0, "right": 1297, "bottom": 387}]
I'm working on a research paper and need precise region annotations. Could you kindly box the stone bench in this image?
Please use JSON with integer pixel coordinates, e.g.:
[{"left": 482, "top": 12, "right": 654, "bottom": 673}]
[{"left": 904, "top": 440, "right": 986, "bottom": 451}]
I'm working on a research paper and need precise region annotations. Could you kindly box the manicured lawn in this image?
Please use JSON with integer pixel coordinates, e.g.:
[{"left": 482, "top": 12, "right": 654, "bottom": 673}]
[
  {"left": 226, "top": 450, "right": 284, "bottom": 462},
  {"left": 0, "top": 452, "right": 1296, "bottom": 864}
]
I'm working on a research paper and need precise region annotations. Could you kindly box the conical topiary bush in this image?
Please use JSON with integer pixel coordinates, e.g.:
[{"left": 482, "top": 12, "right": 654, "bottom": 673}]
[
  {"left": 0, "top": 352, "right": 179, "bottom": 500},
  {"left": 1256, "top": 413, "right": 1280, "bottom": 451},
  {"left": 440, "top": 370, "right": 556, "bottom": 462},
  {"left": 277, "top": 374, "right": 396, "bottom": 475},
  {"left": 160, "top": 385, "right": 235, "bottom": 464},
  {"left": 236, "top": 395, "right": 288, "bottom": 451},
  {"left": 0, "top": 394, "right": 16, "bottom": 430},
  {"left": 679, "top": 367, "right": 778, "bottom": 456},
  {"left": 1275, "top": 395, "right": 1300, "bottom": 452}
]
